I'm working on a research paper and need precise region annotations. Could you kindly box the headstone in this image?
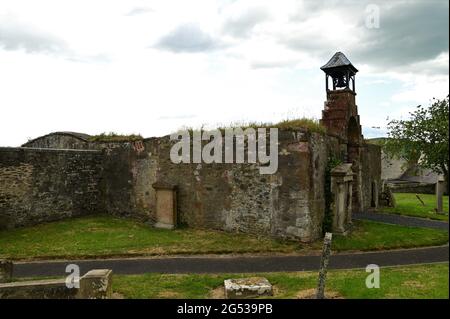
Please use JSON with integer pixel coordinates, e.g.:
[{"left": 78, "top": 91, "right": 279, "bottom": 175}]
[
  {"left": 316, "top": 232, "right": 333, "bottom": 299},
  {"left": 78, "top": 269, "right": 113, "bottom": 299},
  {"left": 224, "top": 277, "right": 273, "bottom": 299},
  {"left": 330, "top": 164, "right": 353, "bottom": 235},
  {"left": 436, "top": 177, "right": 445, "bottom": 214},
  {"left": 152, "top": 182, "right": 177, "bottom": 229},
  {"left": 0, "top": 259, "right": 13, "bottom": 283}
]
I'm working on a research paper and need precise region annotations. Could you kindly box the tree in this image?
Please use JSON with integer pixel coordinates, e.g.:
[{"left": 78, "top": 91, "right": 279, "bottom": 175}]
[{"left": 384, "top": 96, "right": 449, "bottom": 193}]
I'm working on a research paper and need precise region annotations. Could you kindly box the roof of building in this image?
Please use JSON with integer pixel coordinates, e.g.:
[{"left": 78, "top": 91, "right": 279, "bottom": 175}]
[
  {"left": 22, "top": 131, "right": 91, "bottom": 147},
  {"left": 321, "top": 52, "right": 358, "bottom": 73}
]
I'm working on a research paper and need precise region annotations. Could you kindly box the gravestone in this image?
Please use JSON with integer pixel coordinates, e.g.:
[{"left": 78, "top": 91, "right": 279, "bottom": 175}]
[
  {"left": 224, "top": 277, "right": 273, "bottom": 299},
  {"left": 436, "top": 177, "right": 445, "bottom": 214},
  {"left": 330, "top": 164, "right": 354, "bottom": 234},
  {"left": 78, "top": 269, "right": 113, "bottom": 299},
  {"left": 152, "top": 182, "right": 177, "bottom": 229}
]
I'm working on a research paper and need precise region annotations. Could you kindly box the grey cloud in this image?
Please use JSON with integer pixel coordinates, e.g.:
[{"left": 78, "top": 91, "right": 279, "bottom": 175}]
[
  {"left": 0, "top": 17, "right": 68, "bottom": 54},
  {"left": 282, "top": 0, "right": 449, "bottom": 74},
  {"left": 352, "top": 0, "right": 449, "bottom": 70},
  {"left": 0, "top": 16, "right": 110, "bottom": 63},
  {"left": 289, "top": 0, "right": 365, "bottom": 23},
  {"left": 250, "top": 60, "right": 298, "bottom": 69},
  {"left": 125, "top": 7, "right": 154, "bottom": 16},
  {"left": 155, "top": 23, "right": 222, "bottom": 53},
  {"left": 222, "top": 7, "right": 271, "bottom": 38}
]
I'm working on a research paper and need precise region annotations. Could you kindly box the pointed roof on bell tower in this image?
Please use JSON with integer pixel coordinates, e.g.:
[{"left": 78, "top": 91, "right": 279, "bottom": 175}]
[{"left": 320, "top": 52, "right": 358, "bottom": 73}]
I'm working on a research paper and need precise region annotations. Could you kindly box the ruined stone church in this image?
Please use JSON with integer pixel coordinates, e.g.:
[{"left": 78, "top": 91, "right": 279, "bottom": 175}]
[{"left": 0, "top": 52, "right": 381, "bottom": 242}]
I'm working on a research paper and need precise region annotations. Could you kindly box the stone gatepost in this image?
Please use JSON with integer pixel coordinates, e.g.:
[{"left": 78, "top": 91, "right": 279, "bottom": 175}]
[
  {"left": 0, "top": 260, "right": 13, "bottom": 283},
  {"left": 78, "top": 269, "right": 113, "bottom": 299},
  {"left": 436, "top": 176, "right": 445, "bottom": 214},
  {"left": 330, "top": 163, "right": 354, "bottom": 235},
  {"left": 152, "top": 182, "right": 177, "bottom": 229}
]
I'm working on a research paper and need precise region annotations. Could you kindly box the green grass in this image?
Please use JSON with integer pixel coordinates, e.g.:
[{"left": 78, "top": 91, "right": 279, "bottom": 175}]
[
  {"left": 0, "top": 216, "right": 299, "bottom": 260},
  {"left": 226, "top": 118, "right": 327, "bottom": 134},
  {"left": 113, "top": 263, "right": 449, "bottom": 299},
  {"left": 330, "top": 220, "right": 448, "bottom": 252},
  {"left": 179, "top": 117, "right": 327, "bottom": 135},
  {"left": 0, "top": 216, "right": 447, "bottom": 260},
  {"left": 380, "top": 193, "right": 449, "bottom": 221},
  {"left": 88, "top": 132, "right": 143, "bottom": 142}
]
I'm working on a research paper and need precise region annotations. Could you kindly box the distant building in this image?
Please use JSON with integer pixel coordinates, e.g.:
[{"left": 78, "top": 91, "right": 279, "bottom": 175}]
[{"left": 367, "top": 138, "right": 445, "bottom": 194}]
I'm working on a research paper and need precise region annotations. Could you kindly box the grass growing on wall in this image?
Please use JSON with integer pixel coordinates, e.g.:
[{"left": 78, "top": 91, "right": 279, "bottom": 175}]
[
  {"left": 88, "top": 132, "right": 143, "bottom": 142},
  {"left": 222, "top": 118, "right": 327, "bottom": 134},
  {"left": 177, "top": 118, "right": 327, "bottom": 135}
]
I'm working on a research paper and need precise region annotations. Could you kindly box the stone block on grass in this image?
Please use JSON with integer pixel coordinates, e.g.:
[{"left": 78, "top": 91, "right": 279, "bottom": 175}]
[
  {"left": 224, "top": 277, "right": 273, "bottom": 299},
  {"left": 0, "top": 259, "right": 13, "bottom": 283}
]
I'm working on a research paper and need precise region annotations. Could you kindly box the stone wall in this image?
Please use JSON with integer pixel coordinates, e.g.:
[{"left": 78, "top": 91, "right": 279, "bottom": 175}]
[
  {"left": 1, "top": 128, "right": 381, "bottom": 242},
  {"left": 111, "top": 129, "right": 329, "bottom": 242},
  {"left": 22, "top": 132, "right": 90, "bottom": 149},
  {"left": 0, "top": 269, "right": 113, "bottom": 299},
  {"left": 0, "top": 147, "right": 104, "bottom": 229},
  {"left": 360, "top": 143, "right": 382, "bottom": 210},
  {"left": 388, "top": 182, "right": 436, "bottom": 194},
  {"left": 0, "top": 279, "right": 79, "bottom": 299}
]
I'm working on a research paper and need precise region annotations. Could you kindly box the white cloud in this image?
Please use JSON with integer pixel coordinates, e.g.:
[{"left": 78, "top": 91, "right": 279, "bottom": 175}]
[{"left": 0, "top": 0, "right": 448, "bottom": 146}]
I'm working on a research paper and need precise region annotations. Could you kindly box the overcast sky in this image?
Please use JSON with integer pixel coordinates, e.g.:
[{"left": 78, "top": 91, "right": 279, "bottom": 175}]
[{"left": 1, "top": 0, "right": 448, "bottom": 146}]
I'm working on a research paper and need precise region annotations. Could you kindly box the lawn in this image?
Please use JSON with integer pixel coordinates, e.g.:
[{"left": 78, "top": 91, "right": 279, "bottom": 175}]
[
  {"left": 0, "top": 216, "right": 447, "bottom": 260},
  {"left": 330, "top": 220, "right": 448, "bottom": 252},
  {"left": 112, "top": 263, "right": 449, "bottom": 299},
  {"left": 380, "top": 193, "right": 449, "bottom": 221}
]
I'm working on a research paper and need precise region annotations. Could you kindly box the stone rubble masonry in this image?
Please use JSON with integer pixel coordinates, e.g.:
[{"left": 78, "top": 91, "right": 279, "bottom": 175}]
[
  {"left": 78, "top": 269, "right": 113, "bottom": 299},
  {"left": 0, "top": 147, "right": 104, "bottom": 230},
  {"left": 0, "top": 268, "right": 113, "bottom": 299},
  {"left": 0, "top": 259, "right": 13, "bottom": 283},
  {"left": 0, "top": 128, "right": 382, "bottom": 243},
  {"left": 224, "top": 277, "right": 273, "bottom": 299}
]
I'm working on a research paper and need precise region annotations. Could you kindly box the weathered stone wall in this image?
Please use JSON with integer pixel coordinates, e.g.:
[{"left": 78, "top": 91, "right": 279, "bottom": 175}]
[
  {"left": 112, "top": 129, "right": 329, "bottom": 242},
  {"left": 360, "top": 143, "right": 382, "bottom": 210},
  {"left": 388, "top": 182, "right": 436, "bottom": 194},
  {"left": 0, "top": 279, "right": 79, "bottom": 299},
  {"left": 22, "top": 132, "right": 90, "bottom": 149},
  {"left": 1, "top": 128, "right": 381, "bottom": 241},
  {"left": 0, "top": 269, "right": 113, "bottom": 299},
  {"left": 0, "top": 147, "right": 104, "bottom": 229}
]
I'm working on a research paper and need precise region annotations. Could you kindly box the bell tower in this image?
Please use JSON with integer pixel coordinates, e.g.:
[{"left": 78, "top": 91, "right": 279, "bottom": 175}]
[
  {"left": 320, "top": 52, "right": 362, "bottom": 143},
  {"left": 320, "top": 52, "right": 364, "bottom": 212}
]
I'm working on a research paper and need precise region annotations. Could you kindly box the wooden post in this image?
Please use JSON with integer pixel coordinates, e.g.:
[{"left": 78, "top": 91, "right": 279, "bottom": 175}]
[
  {"left": 415, "top": 194, "right": 425, "bottom": 206},
  {"left": 316, "top": 232, "right": 333, "bottom": 299}
]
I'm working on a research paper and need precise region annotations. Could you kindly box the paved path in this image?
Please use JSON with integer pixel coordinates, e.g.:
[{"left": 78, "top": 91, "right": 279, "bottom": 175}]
[
  {"left": 354, "top": 212, "right": 449, "bottom": 231},
  {"left": 13, "top": 245, "right": 449, "bottom": 278}
]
